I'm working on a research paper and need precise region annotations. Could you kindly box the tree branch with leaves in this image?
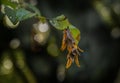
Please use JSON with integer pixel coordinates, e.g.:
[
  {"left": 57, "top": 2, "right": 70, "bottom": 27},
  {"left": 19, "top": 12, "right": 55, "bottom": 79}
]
[{"left": 0, "top": 0, "right": 84, "bottom": 69}]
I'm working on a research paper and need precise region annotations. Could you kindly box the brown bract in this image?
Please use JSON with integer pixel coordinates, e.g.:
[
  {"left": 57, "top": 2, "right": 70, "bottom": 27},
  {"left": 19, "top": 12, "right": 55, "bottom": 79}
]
[{"left": 61, "top": 28, "right": 84, "bottom": 69}]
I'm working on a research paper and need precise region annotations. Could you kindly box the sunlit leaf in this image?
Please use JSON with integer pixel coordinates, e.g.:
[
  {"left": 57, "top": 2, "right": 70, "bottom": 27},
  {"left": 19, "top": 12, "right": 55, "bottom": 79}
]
[
  {"left": 50, "top": 14, "right": 80, "bottom": 44},
  {"left": 69, "top": 25, "right": 80, "bottom": 45},
  {"left": 50, "top": 15, "right": 69, "bottom": 30}
]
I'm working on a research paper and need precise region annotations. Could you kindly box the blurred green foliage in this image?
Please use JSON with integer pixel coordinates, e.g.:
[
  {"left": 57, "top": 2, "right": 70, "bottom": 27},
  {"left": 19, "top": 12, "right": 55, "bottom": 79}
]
[{"left": 0, "top": 0, "right": 120, "bottom": 83}]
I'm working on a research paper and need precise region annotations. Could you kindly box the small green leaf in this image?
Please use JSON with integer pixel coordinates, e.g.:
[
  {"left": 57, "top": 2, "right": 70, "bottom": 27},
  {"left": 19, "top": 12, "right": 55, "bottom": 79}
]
[
  {"left": 49, "top": 15, "right": 70, "bottom": 30},
  {"left": 3, "top": 15, "right": 19, "bottom": 28},
  {"left": 50, "top": 14, "right": 80, "bottom": 44},
  {"left": 69, "top": 25, "right": 80, "bottom": 44},
  {"left": 4, "top": 6, "right": 18, "bottom": 24},
  {"left": 4, "top": 6, "right": 36, "bottom": 24}
]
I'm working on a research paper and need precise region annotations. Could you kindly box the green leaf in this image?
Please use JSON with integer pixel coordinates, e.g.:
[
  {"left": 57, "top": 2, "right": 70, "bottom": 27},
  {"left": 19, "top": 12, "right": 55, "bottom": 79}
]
[
  {"left": 50, "top": 15, "right": 81, "bottom": 44},
  {"left": 4, "top": 6, "right": 18, "bottom": 24},
  {"left": 49, "top": 15, "right": 70, "bottom": 30},
  {"left": 4, "top": 6, "right": 36, "bottom": 24},
  {"left": 16, "top": 8, "right": 36, "bottom": 21},
  {"left": 69, "top": 25, "right": 80, "bottom": 44},
  {"left": 1, "top": 0, "right": 18, "bottom": 9}
]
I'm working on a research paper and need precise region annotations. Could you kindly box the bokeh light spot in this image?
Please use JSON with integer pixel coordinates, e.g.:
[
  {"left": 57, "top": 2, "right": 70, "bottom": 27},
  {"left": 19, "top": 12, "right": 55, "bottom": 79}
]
[
  {"left": 3, "top": 59, "right": 13, "bottom": 70},
  {"left": 47, "top": 43, "right": 59, "bottom": 57},
  {"left": 113, "top": 3, "right": 120, "bottom": 15},
  {"left": 38, "top": 22, "right": 49, "bottom": 32},
  {"left": 57, "top": 65, "right": 65, "bottom": 82},
  {"left": 111, "top": 27, "right": 120, "bottom": 39},
  {"left": 34, "top": 33, "right": 44, "bottom": 43},
  {"left": 10, "top": 38, "right": 20, "bottom": 49}
]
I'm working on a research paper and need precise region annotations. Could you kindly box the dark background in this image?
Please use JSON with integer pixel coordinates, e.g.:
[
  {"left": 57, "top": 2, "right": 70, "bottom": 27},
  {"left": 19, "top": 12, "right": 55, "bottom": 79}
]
[{"left": 0, "top": 0, "right": 120, "bottom": 83}]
